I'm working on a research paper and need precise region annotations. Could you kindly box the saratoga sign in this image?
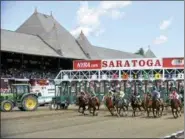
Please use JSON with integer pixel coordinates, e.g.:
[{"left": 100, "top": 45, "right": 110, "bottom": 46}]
[
  {"left": 102, "top": 58, "right": 162, "bottom": 70},
  {"left": 73, "top": 57, "right": 184, "bottom": 70},
  {"left": 73, "top": 58, "right": 163, "bottom": 70}
]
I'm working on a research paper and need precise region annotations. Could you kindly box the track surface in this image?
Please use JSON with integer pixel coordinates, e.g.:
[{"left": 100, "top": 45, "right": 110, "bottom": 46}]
[{"left": 1, "top": 106, "right": 184, "bottom": 138}]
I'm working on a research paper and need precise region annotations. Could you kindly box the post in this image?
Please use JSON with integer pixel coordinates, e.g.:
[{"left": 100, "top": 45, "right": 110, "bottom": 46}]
[
  {"left": 124, "top": 81, "right": 126, "bottom": 94},
  {"left": 58, "top": 58, "right": 60, "bottom": 69},
  {"left": 167, "top": 81, "right": 169, "bottom": 95},
  {"left": 145, "top": 80, "right": 147, "bottom": 93},
  {"left": 177, "top": 80, "right": 180, "bottom": 92},
  {"left": 21, "top": 54, "right": 24, "bottom": 68}
]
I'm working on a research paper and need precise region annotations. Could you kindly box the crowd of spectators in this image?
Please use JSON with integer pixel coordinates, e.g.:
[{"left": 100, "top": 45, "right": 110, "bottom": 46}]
[{"left": 1, "top": 68, "right": 58, "bottom": 79}]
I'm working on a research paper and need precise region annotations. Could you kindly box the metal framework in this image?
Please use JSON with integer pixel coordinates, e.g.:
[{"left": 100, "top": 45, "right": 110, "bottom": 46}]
[
  {"left": 54, "top": 68, "right": 184, "bottom": 83},
  {"left": 53, "top": 68, "right": 184, "bottom": 104}
]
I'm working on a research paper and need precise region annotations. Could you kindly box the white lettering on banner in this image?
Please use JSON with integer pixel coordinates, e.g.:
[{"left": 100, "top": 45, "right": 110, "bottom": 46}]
[
  {"left": 102, "top": 58, "right": 162, "bottom": 70},
  {"left": 77, "top": 62, "right": 91, "bottom": 68}
]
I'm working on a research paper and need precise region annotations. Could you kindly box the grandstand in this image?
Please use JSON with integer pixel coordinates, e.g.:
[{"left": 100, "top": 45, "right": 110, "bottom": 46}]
[{"left": 1, "top": 8, "right": 156, "bottom": 80}]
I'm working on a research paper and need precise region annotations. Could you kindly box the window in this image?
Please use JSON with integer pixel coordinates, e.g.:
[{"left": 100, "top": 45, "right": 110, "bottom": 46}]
[
  {"left": 16, "top": 86, "right": 25, "bottom": 94},
  {"left": 14, "top": 85, "right": 29, "bottom": 94}
]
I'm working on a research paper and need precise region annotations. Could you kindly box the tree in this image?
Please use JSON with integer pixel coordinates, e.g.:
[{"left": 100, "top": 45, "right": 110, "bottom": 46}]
[{"left": 135, "top": 48, "right": 145, "bottom": 56}]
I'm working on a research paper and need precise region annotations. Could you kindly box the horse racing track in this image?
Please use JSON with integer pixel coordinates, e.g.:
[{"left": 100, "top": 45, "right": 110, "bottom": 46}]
[{"left": 1, "top": 106, "right": 184, "bottom": 138}]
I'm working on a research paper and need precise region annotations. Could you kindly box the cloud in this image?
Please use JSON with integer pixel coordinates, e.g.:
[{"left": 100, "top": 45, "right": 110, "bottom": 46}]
[
  {"left": 110, "top": 10, "right": 125, "bottom": 20},
  {"left": 70, "top": 26, "right": 93, "bottom": 37},
  {"left": 100, "top": 1, "right": 132, "bottom": 10},
  {"left": 153, "top": 35, "right": 168, "bottom": 45},
  {"left": 71, "top": 1, "right": 132, "bottom": 37},
  {"left": 159, "top": 17, "right": 173, "bottom": 30},
  {"left": 95, "top": 28, "right": 105, "bottom": 37}
]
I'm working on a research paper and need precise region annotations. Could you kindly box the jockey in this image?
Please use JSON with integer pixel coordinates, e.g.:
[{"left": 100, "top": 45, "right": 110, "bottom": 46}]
[
  {"left": 91, "top": 89, "right": 96, "bottom": 98},
  {"left": 119, "top": 90, "right": 125, "bottom": 99},
  {"left": 151, "top": 86, "right": 161, "bottom": 102},
  {"left": 132, "top": 89, "right": 140, "bottom": 99},
  {"left": 169, "top": 88, "right": 182, "bottom": 105},
  {"left": 111, "top": 87, "right": 116, "bottom": 93},
  {"left": 170, "top": 88, "right": 179, "bottom": 100},
  {"left": 81, "top": 90, "right": 86, "bottom": 96},
  {"left": 131, "top": 89, "right": 141, "bottom": 103},
  {"left": 108, "top": 89, "right": 114, "bottom": 97}
]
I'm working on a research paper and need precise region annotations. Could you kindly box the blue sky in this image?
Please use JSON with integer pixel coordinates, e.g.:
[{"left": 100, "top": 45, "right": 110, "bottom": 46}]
[{"left": 1, "top": 1, "right": 184, "bottom": 57}]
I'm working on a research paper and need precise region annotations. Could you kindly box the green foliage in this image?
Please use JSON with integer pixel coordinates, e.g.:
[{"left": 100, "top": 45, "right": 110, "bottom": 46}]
[{"left": 135, "top": 47, "right": 145, "bottom": 56}]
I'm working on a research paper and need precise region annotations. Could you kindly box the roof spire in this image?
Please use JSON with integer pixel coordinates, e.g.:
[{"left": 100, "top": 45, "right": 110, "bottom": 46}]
[
  {"left": 148, "top": 45, "right": 150, "bottom": 49},
  {"left": 34, "top": 7, "right": 38, "bottom": 14},
  {"left": 50, "top": 11, "right": 53, "bottom": 17},
  {"left": 80, "top": 30, "right": 84, "bottom": 35}
]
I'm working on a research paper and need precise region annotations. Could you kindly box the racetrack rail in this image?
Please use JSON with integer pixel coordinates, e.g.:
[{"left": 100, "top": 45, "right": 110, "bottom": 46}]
[{"left": 163, "top": 130, "right": 184, "bottom": 139}]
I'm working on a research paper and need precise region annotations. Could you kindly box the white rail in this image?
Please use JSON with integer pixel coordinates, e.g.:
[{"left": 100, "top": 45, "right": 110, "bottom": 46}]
[{"left": 54, "top": 69, "right": 184, "bottom": 84}]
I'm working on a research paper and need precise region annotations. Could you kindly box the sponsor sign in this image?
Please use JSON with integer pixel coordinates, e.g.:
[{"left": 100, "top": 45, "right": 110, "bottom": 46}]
[
  {"left": 163, "top": 58, "right": 184, "bottom": 68},
  {"left": 73, "top": 60, "right": 102, "bottom": 70},
  {"left": 73, "top": 57, "right": 184, "bottom": 70}
]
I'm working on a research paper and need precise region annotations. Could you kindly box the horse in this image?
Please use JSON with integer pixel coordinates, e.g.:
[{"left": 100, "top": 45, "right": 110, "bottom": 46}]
[
  {"left": 102, "top": 95, "right": 120, "bottom": 117},
  {"left": 113, "top": 95, "right": 129, "bottom": 117},
  {"left": 170, "top": 98, "right": 182, "bottom": 118},
  {"left": 88, "top": 96, "right": 99, "bottom": 116},
  {"left": 77, "top": 92, "right": 99, "bottom": 116},
  {"left": 145, "top": 93, "right": 164, "bottom": 118},
  {"left": 95, "top": 96, "right": 100, "bottom": 110},
  {"left": 143, "top": 93, "right": 153, "bottom": 117},
  {"left": 130, "top": 95, "right": 143, "bottom": 117},
  {"left": 77, "top": 95, "right": 88, "bottom": 115}
]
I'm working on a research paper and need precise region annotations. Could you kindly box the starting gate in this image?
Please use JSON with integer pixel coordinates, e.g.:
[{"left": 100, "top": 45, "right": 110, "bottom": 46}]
[{"left": 54, "top": 57, "right": 184, "bottom": 104}]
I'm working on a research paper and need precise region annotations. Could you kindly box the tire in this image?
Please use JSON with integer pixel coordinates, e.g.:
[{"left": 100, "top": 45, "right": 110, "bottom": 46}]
[
  {"left": 22, "top": 95, "right": 38, "bottom": 111},
  {"left": 1, "top": 100, "right": 14, "bottom": 112},
  {"left": 49, "top": 103, "right": 58, "bottom": 110}
]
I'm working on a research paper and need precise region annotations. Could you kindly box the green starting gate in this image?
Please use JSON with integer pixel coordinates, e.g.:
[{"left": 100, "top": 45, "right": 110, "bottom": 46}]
[{"left": 54, "top": 68, "right": 184, "bottom": 105}]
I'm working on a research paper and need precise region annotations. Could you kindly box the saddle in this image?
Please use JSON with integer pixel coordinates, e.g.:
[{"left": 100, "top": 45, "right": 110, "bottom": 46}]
[
  {"left": 153, "top": 98, "right": 161, "bottom": 104},
  {"left": 172, "top": 98, "right": 181, "bottom": 106},
  {"left": 82, "top": 96, "right": 89, "bottom": 104}
]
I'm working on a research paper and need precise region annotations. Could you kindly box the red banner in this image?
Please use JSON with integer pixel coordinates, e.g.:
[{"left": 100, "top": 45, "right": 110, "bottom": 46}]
[
  {"left": 73, "top": 58, "right": 184, "bottom": 70},
  {"left": 73, "top": 60, "right": 102, "bottom": 70},
  {"left": 162, "top": 58, "right": 184, "bottom": 68}
]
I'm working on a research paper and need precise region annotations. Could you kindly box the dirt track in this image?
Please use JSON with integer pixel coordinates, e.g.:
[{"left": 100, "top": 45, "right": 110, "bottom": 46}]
[{"left": 1, "top": 106, "right": 184, "bottom": 138}]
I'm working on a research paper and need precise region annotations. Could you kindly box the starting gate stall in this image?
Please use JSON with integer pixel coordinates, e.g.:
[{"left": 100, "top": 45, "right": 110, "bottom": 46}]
[{"left": 54, "top": 57, "right": 184, "bottom": 105}]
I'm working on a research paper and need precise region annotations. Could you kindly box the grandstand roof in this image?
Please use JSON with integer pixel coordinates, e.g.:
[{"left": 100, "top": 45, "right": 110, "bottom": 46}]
[
  {"left": 94, "top": 46, "right": 143, "bottom": 59},
  {"left": 15, "top": 11, "right": 87, "bottom": 59},
  {"left": 1, "top": 29, "right": 61, "bottom": 57},
  {"left": 76, "top": 31, "right": 100, "bottom": 59},
  {"left": 1, "top": 10, "right": 155, "bottom": 59},
  {"left": 144, "top": 47, "right": 156, "bottom": 58}
]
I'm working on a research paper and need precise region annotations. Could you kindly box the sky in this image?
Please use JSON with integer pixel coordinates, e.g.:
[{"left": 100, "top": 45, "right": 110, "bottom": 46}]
[{"left": 1, "top": 1, "right": 184, "bottom": 58}]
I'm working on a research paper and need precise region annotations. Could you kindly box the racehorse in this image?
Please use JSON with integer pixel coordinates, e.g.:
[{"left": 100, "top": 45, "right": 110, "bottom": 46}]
[
  {"left": 77, "top": 92, "right": 99, "bottom": 116},
  {"left": 113, "top": 95, "right": 129, "bottom": 117},
  {"left": 130, "top": 95, "right": 143, "bottom": 117},
  {"left": 145, "top": 93, "right": 164, "bottom": 118},
  {"left": 143, "top": 93, "right": 153, "bottom": 117},
  {"left": 102, "top": 95, "right": 120, "bottom": 117},
  {"left": 170, "top": 97, "right": 182, "bottom": 118},
  {"left": 95, "top": 96, "right": 100, "bottom": 110}
]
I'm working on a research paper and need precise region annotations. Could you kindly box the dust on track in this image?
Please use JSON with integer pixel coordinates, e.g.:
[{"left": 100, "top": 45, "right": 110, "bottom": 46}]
[{"left": 1, "top": 106, "right": 184, "bottom": 138}]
